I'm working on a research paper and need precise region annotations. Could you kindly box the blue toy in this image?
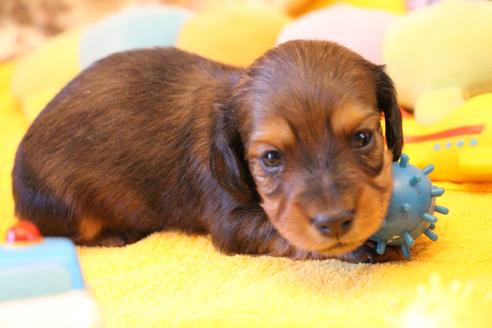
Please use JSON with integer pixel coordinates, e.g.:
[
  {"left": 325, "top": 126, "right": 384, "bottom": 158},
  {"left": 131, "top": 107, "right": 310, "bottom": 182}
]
[
  {"left": 370, "top": 154, "right": 449, "bottom": 258},
  {"left": 0, "top": 222, "right": 99, "bottom": 327},
  {"left": 0, "top": 239, "right": 85, "bottom": 302},
  {"left": 80, "top": 5, "right": 193, "bottom": 69}
]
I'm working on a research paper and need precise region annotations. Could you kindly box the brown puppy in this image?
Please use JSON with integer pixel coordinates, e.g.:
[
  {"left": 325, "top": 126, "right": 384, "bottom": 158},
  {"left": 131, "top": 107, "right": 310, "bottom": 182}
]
[{"left": 12, "top": 40, "right": 403, "bottom": 262}]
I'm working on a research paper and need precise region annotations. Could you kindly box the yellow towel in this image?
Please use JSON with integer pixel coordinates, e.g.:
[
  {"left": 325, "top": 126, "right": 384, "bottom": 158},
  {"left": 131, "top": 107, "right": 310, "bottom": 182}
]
[{"left": 1, "top": 61, "right": 492, "bottom": 327}]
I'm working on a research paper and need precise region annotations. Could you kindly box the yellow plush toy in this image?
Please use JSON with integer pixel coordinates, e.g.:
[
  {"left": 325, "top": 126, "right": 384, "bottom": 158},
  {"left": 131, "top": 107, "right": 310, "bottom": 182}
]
[
  {"left": 384, "top": 0, "right": 492, "bottom": 124},
  {"left": 177, "top": 4, "right": 290, "bottom": 67},
  {"left": 403, "top": 93, "right": 492, "bottom": 182},
  {"left": 296, "top": 0, "right": 406, "bottom": 16},
  {"left": 11, "top": 30, "right": 82, "bottom": 123}
]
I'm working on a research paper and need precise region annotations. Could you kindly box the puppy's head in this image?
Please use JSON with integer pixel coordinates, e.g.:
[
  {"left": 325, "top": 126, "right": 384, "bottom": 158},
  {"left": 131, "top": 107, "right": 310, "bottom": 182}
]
[{"left": 211, "top": 40, "right": 402, "bottom": 255}]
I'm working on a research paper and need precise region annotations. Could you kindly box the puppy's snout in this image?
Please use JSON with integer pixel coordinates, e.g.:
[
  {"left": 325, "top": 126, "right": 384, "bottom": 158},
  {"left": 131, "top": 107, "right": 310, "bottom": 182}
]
[{"left": 311, "top": 210, "right": 354, "bottom": 238}]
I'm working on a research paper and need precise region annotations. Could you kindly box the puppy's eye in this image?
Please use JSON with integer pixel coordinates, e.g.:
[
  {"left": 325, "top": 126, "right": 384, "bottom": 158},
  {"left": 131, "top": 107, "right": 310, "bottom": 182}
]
[
  {"left": 352, "top": 130, "right": 373, "bottom": 149},
  {"left": 261, "top": 150, "right": 282, "bottom": 171}
]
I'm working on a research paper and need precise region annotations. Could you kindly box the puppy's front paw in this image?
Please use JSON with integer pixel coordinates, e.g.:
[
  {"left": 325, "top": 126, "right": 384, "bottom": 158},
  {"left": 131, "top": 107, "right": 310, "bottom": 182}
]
[{"left": 337, "top": 241, "right": 404, "bottom": 263}]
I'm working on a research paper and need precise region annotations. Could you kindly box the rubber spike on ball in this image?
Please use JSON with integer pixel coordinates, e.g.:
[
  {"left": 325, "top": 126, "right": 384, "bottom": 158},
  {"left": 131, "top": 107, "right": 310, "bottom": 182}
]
[
  {"left": 424, "top": 228, "right": 438, "bottom": 241},
  {"left": 399, "top": 154, "right": 409, "bottom": 168},
  {"left": 431, "top": 187, "right": 445, "bottom": 197},
  {"left": 403, "top": 231, "right": 415, "bottom": 248},
  {"left": 401, "top": 203, "right": 411, "bottom": 212},
  {"left": 422, "top": 213, "right": 438, "bottom": 224},
  {"left": 401, "top": 244, "right": 411, "bottom": 258},
  {"left": 422, "top": 164, "right": 434, "bottom": 175},
  {"left": 376, "top": 240, "right": 386, "bottom": 255},
  {"left": 434, "top": 205, "right": 449, "bottom": 215},
  {"left": 409, "top": 174, "right": 422, "bottom": 186}
]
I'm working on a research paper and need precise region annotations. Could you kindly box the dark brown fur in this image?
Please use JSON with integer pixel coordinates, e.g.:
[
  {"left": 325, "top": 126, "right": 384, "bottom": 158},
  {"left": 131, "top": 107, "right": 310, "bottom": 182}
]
[{"left": 12, "top": 41, "right": 403, "bottom": 262}]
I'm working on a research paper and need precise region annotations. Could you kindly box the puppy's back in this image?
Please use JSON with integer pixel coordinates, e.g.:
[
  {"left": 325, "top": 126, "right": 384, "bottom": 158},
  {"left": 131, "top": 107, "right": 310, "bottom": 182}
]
[{"left": 13, "top": 47, "right": 239, "bottom": 243}]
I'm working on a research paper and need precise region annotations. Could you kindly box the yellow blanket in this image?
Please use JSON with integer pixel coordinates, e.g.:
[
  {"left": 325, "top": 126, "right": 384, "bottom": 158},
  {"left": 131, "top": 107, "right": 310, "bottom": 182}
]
[{"left": 1, "top": 61, "right": 492, "bottom": 327}]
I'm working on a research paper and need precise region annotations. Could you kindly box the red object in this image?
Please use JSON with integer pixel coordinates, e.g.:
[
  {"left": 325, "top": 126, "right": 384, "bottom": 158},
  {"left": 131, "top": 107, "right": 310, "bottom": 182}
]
[
  {"left": 6, "top": 220, "right": 42, "bottom": 243},
  {"left": 404, "top": 124, "right": 485, "bottom": 143}
]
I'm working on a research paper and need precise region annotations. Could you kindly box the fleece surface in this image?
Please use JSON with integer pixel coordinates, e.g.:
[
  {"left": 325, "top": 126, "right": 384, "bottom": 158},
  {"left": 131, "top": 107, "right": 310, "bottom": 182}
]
[{"left": 1, "top": 61, "right": 492, "bottom": 327}]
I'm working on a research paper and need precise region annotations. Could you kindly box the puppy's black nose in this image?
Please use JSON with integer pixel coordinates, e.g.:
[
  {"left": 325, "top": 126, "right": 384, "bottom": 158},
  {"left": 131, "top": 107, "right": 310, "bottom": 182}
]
[{"left": 311, "top": 210, "right": 354, "bottom": 238}]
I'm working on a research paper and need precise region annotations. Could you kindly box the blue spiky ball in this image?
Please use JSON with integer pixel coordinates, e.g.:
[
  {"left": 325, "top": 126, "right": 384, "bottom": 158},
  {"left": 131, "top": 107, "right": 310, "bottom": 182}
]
[{"left": 370, "top": 154, "right": 449, "bottom": 258}]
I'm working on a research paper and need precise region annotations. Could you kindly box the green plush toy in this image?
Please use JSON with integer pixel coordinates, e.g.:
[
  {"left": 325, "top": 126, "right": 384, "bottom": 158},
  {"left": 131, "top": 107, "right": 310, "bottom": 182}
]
[{"left": 384, "top": 0, "right": 492, "bottom": 124}]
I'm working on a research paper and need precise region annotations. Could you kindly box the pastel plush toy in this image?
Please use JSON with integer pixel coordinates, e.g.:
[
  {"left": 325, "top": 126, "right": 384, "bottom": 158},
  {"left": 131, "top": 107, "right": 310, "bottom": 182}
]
[
  {"left": 11, "top": 29, "right": 82, "bottom": 122},
  {"left": 402, "top": 93, "right": 492, "bottom": 182},
  {"left": 11, "top": 5, "right": 193, "bottom": 122},
  {"left": 384, "top": 0, "right": 492, "bottom": 124},
  {"left": 80, "top": 5, "right": 193, "bottom": 69},
  {"left": 276, "top": 4, "right": 398, "bottom": 64},
  {"left": 406, "top": 0, "right": 443, "bottom": 11},
  {"left": 177, "top": 4, "right": 290, "bottom": 67}
]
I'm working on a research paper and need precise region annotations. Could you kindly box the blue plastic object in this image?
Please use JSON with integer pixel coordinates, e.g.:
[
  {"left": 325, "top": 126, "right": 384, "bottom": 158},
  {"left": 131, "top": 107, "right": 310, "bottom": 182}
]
[
  {"left": 0, "top": 238, "right": 85, "bottom": 302},
  {"left": 80, "top": 5, "right": 193, "bottom": 68},
  {"left": 370, "top": 154, "right": 449, "bottom": 258}
]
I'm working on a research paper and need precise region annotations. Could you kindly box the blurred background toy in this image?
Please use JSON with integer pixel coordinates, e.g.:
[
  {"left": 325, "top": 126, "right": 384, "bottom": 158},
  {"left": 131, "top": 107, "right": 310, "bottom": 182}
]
[
  {"left": 80, "top": 5, "right": 193, "bottom": 69},
  {"left": 9, "top": 3, "right": 292, "bottom": 122},
  {"left": 402, "top": 93, "right": 492, "bottom": 182},
  {"left": 397, "top": 274, "right": 492, "bottom": 328},
  {"left": 384, "top": 0, "right": 492, "bottom": 124},
  {"left": 0, "top": 221, "right": 100, "bottom": 328},
  {"left": 10, "top": 28, "right": 82, "bottom": 123},
  {"left": 276, "top": 4, "right": 398, "bottom": 64},
  {"left": 371, "top": 154, "right": 448, "bottom": 258},
  {"left": 294, "top": 0, "right": 407, "bottom": 16},
  {"left": 177, "top": 4, "right": 290, "bottom": 66},
  {"left": 10, "top": 4, "right": 194, "bottom": 122}
]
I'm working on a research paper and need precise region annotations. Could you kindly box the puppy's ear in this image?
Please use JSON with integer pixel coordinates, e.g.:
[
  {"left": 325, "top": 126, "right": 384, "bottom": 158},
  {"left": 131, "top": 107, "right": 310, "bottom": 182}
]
[
  {"left": 210, "top": 103, "right": 256, "bottom": 203},
  {"left": 374, "top": 65, "right": 403, "bottom": 161}
]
